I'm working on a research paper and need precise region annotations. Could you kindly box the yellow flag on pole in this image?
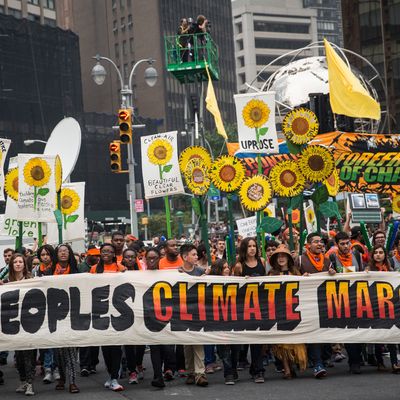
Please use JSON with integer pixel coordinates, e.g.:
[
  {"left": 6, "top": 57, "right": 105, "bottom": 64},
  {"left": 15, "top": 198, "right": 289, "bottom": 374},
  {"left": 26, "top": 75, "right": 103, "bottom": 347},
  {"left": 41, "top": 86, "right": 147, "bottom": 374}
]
[
  {"left": 205, "top": 64, "right": 227, "bottom": 140},
  {"left": 324, "top": 38, "right": 380, "bottom": 120}
]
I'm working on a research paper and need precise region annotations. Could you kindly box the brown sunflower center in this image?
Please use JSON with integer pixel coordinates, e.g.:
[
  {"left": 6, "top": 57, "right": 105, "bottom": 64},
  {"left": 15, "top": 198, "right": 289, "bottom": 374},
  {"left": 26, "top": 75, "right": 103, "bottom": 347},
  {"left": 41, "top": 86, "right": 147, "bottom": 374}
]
[
  {"left": 250, "top": 107, "right": 263, "bottom": 122},
  {"left": 292, "top": 117, "right": 309, "bottom": 136},
  {"left": 219, "top": 165, "right": 236, "bottom": 182},
  {"left": 154, "top": 146, "right": 167, "bottom": 160},
  {"left": 62, "top": 195, "right": 73, "bottom": 210},
  {"left": 31, "top": 166, "right": 45, "bottom": 181},
  {"left": 280, "top": 170, "right": 297, "bottom": 187},
  {"left": 308, "top": 155, "right": 324, "bottom": 171},
  {"left": 247, "top": 183, "right": 264, "bottom": 201},
  {"left": 12, "top": 177, "right": 18, "bottom": 192},
  {"left": 192, "top": 168, "right": 204, "bottom": 184}
]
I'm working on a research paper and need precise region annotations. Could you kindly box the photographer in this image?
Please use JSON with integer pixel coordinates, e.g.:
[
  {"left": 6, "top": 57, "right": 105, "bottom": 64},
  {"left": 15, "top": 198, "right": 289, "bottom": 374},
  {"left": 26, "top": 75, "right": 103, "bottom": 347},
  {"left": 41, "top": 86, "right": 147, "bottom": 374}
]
[
  {"left": 177, "top": 18, "right": 190, "bottom": 62},
  {"left": 188, "top": 15, "right": 210, "bottom": 60}
]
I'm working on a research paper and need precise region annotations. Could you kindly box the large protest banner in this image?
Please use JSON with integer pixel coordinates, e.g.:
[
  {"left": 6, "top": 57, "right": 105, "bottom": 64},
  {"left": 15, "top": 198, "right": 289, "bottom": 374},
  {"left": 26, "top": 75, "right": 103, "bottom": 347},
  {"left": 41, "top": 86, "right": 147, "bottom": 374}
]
[
  {"left": 229, "top": 132, "right": 400, "bottom": 195},
  {"left": 1, "top": 271, "right": 399, "bottom": 351}
]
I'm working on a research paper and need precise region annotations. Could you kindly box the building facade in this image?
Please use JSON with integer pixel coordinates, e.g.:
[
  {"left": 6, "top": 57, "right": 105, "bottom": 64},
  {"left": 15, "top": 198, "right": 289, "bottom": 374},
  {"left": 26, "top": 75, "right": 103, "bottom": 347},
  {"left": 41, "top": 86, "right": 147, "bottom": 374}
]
[
  {"left": 341, "top": 0, "right": 400, "bottom": 132},
  {"left": 232, "top": 0, "right": 318, "bottom": 92}
]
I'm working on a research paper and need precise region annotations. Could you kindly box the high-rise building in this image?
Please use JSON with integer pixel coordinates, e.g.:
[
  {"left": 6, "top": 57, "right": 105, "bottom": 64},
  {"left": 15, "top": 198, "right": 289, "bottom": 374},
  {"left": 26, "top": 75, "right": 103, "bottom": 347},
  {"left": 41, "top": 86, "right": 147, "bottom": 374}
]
[
  {"left": 304, "top": 0, "right": 343, "bottom": 49},
  {"left": 341, "top": 0, "right": 400, "bottom": 132},
  {"left": 0, "top": 0, "right": 58, "bottom": 26},
  {"left": 232, "top": 0, "right": 318, "bottom": 93},
  {"left": 58, "top": 0, "right": 236, "bottom": 133}
]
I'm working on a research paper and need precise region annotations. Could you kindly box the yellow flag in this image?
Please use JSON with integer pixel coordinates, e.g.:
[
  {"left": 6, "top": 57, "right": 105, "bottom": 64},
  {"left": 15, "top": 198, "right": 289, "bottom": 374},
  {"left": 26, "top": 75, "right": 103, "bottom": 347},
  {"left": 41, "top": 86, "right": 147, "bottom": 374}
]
[
  {"left": 324, "top": 38, "right": 380, "bottom": 120},
  {"left": 205, "top": 65, "right": 227, "bottom": 140}
]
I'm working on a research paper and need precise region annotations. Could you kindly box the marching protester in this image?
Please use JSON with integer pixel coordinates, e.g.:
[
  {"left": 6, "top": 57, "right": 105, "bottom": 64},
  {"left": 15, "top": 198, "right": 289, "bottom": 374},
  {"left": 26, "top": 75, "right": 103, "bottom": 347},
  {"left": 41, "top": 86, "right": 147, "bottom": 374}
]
[
  {"left": 159, "top": 239, "right": 183, "bottom": 270},
  {"left": 90, "top": 243, "right": 125, "bottom": 391},
  {"left": 111, "top": 231, "right": 125, "bottom": 265},
  {"left": 8, "top": 253, "right": 36, "bottom": 395},
  {"left": 233, "top": 238, "right": 266, "bottom": 383},
  {"left": 269, "top": 245, "right": 307, "bottom": 379},
  {"left": 53, "top": 244, "right": 80, "bottom": 394}
]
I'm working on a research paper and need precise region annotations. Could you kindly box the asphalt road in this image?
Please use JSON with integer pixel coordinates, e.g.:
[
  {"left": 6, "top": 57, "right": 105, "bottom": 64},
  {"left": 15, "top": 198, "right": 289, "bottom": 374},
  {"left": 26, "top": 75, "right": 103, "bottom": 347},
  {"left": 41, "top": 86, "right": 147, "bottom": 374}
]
[{"left": 0, "top": 350, "right": 399, "bottom": 399}]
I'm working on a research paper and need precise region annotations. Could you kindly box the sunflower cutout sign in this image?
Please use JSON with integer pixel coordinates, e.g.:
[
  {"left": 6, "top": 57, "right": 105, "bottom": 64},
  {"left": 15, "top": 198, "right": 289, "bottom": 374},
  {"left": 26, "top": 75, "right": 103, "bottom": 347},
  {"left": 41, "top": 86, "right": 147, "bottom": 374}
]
[
  {"left": 0, "top": 139, "right": 11, "bottom": 202},
  {"left": 17, "top": 154, "right": 58, "bottom": 222},
  {"left": 304, "top": 201, "right": 317, "bottom": 233},
  {"left": 282, "top": 108, "right": 319, "bottom": 145},
  {"left": 183, "top": 158, "right": 210, "bottom": 196},
  {"left": 298, "top": 145, "right": 335, "bottom": 183},
  {"left": 141, "top": 131, "right": 184, "bottom": 199},
  {"left": 179, "top": 146, "right": 212, "bottom": 173},
  {"left": 325, "top": 169, "right": 340, "bottom": 197},
  {"left": 234, "top": 92, "right": 278, "bottom": 154},
  {"left": 269, "top": 160, "right": 305, "bottom": 197},
  {"left": 239, "top": 175, "right": 272, "bottom": 212},
  {"left": 47, "top": 182, "right": 85, "bottom": 242},
  {"left": 210, "top": 155, "right": 245, "bottom": 193}
]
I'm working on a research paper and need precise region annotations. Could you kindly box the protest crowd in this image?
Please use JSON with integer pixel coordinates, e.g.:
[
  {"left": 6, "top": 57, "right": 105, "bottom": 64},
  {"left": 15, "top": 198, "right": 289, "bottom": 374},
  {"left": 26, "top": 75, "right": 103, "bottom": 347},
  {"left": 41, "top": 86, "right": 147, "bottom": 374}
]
[{"left": 0, "top": 210, "right": 399, "bottom": 396}]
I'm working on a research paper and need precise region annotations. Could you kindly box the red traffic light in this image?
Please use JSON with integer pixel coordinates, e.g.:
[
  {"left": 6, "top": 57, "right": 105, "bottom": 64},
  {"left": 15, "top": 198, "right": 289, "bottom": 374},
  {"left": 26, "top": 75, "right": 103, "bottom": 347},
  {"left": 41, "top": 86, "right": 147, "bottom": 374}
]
[
  {"left": 118, "top": 110, "right": 130, "bottom": 121},
  {"left": 109, "top": 142, "right": 120, "bottom": 152}
]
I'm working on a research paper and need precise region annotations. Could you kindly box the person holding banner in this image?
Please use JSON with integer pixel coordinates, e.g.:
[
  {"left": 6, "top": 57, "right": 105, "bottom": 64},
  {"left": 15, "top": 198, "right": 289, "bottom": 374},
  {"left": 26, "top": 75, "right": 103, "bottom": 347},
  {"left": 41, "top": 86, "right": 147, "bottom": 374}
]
[
  {"left": 300, "top": 233, "right": 335, "bottom": 379},
  {"left": 159, "top": 239, "right": 183, "bottom": 270},
  {"left": 365, "top": 246, "right": 400, "bottom": 373},
  {"left": 90, "top": 243, "right": 125, "bottom": 391},
  {"left": 268, "top": 245, "right": 307, "bottom": 379},
  {"left": 111, "top": 231, "right": 125, "bottom": 265},
  {"left": 233, "top": 238, "right": 266, "bottom": 383},
  {"left": 8, "top": 253, "right": 36, "bottom": 396},
  {"left": 53, "top": 244, "right": 80, "bottom": 393}
]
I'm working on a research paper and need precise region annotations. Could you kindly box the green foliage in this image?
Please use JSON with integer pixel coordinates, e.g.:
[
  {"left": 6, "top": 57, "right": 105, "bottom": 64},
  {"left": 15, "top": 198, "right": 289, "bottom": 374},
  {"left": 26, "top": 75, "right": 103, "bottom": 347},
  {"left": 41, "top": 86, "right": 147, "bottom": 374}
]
[
  {"left": 311, "top": 185, "right": 329, "bottom": 205},
  {"left": 319, "top": 201, "right": 341, "bottom": 219},
  {"left": 259, "top": 216, "right": 284, "bottom": 234},
  {"left": 204, "top": 123, "right": 237, "bottom": 158}
]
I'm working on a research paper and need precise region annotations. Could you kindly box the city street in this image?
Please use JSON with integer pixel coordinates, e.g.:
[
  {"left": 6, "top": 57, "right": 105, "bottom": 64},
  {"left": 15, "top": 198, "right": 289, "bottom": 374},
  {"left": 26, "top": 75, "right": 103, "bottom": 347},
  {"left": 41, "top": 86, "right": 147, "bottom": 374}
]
[{"left": 0, "top": 351, "right": 399, "bottom": 399}]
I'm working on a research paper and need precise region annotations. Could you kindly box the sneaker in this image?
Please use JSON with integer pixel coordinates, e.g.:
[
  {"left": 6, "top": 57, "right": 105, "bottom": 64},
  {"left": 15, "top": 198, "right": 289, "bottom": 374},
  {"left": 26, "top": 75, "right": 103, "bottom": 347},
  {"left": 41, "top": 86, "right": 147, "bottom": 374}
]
[
  {"left": 69, "top": 384, "right": 80, "bottom": 394},
  {"left": 43, "top": 369, "right": 52, "bottom": 384},
  {"left": 128, "top": 371, "right": 138, "bottom": 384},
  {"left": 224, "top": 375, "right": 235, "bottom": 385},
  {"left": 104, "top": 379, "right": 112, "bottom": 389},
  {"left": 16, "top": 382, "right": 28, "bottom": 393},
  {"left": 185, "top": 374, "right": 195, "bottom": 385},
  {"left": 137, "top": 365, "right": 145, "bottom": 380},
  {"left": 52, "top": 368, "right": 60, "bottom": 381},
  {"left": 178, "top": 369, "right": 187, "bottom": 377},
  {"left": 314, "top": 365, "right": 327, "bottom": 378},
  {"left": 164, "top": 369, "right": 174, "bottom": 381},
  {"left": 109, "top": 379, "right": 124, "bottom": 391},
  {"left": 254, "top": 372, "right": 265, "bottom": 383},
  {"left": 151, "top": 378, "right": 165, "bottom": 388},
  {"left": 195, "top": 374, "right": 208, "bottom": 387},
  {"left": 80, "top": 368, "right": 90, "bottom": 377},
  {"left": 205, "top": 365, "right": 214, "bottom": 374},
  {"left": 25, "top": 383, "right": 35, "bottom": 396},
  {"left": 90, "top": 367, "right": 97, "bottom": 374},
  {"left": 213, "top": 363, "right": 222, "bottom": 372}
]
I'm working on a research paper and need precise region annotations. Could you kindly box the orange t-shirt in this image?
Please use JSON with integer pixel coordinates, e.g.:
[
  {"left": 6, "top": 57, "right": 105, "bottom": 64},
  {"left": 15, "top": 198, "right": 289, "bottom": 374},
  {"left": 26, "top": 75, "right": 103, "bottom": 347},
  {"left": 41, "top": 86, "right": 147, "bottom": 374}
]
[
  {"left": 159, "top": 256, "right": 183, "bottom": 270},
  {"left": 90, "top": 263, "right": 126, "bottom": 273}
]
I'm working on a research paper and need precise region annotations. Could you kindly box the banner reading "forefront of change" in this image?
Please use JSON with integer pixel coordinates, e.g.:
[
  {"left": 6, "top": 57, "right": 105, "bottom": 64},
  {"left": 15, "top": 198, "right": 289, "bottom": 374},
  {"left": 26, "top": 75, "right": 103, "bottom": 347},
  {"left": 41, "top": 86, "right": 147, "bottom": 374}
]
[{"left": 1, "top": 271, "right": 400, "bottom": 351}]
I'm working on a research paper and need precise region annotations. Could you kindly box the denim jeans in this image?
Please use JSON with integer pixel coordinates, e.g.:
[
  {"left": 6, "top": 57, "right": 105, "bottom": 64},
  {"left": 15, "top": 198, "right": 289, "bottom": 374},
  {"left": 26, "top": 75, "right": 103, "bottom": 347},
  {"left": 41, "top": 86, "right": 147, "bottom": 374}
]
[
  {"left": 308, "top": 344, "right": 324, "bottom": 369},
  {"left": 204, "top": 345, "right": 216, "bottom": 366},
  {"left": 249, "top": 344, "right": 264, "bottom": 375},
  {"left": 217, "top": 345, "right": 239, "bottom": 377},
  {"left": 43, "top": 349, "right": 55, "bottom": 370}
]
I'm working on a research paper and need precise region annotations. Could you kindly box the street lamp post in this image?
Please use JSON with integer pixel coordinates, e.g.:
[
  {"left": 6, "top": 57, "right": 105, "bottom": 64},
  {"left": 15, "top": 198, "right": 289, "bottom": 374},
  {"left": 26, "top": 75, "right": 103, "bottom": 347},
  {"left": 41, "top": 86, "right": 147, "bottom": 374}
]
[{"left": 91, "top": 55, "right": 158, "bottom": 237}]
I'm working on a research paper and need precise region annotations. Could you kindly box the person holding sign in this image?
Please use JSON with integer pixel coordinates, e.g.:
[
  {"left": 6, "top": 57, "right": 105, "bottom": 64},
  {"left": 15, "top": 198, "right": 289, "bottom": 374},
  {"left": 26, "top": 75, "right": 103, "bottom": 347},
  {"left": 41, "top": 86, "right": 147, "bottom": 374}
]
[
  {"left": 53, "top": 244, "right": 80, "bottom": 393},
  {"left": 8, "top": 253, "right": 36, "bottom": 396},
  {"left": 90, "top": 244, "right": 125, "bottom": 391}
]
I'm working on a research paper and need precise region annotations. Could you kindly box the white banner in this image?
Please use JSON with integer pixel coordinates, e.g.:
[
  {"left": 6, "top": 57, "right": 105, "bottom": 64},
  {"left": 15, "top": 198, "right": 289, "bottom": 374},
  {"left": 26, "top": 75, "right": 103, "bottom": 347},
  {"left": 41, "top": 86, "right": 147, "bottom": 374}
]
[
  {"left": 0, "top": 198, "right": 39, "bottom": 238},
  {"left": 236, "top": 216, "right": 256, "bottom": 238},
  {"left": 17, "top": 154, "right": 57, "bottom": 223},
  {"left": 140, "top": 131, "right": 184, "bottom": 199},
  {"left": 234, "top": 92, "right": 278, "bottom": 154},
  {"left": 0, "top": 271, "right": 399, "bottom": 351},
  {"left": 0, "top": 139, "right": 11, "bottom": 201},
  {"left": 47, "top": 182, "right": 85, "bottom": 243}
]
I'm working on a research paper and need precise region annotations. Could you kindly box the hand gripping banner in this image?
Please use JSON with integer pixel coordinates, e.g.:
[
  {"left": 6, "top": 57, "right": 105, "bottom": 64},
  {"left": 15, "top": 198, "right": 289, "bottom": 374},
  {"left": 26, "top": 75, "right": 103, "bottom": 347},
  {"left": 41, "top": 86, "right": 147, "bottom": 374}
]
[{"left": 1, "top": 271, "right": 400, "bottom": 351}]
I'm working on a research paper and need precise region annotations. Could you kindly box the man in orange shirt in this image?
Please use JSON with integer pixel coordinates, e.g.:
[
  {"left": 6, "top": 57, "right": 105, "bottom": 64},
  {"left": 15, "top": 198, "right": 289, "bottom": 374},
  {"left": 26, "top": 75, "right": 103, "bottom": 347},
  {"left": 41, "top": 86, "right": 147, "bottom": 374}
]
[
  {"left": 111, "top": 231, "right": 125, "bottom": 264},
  {"left": 159, "top": 239, "right": 183, "bottom": 270}
]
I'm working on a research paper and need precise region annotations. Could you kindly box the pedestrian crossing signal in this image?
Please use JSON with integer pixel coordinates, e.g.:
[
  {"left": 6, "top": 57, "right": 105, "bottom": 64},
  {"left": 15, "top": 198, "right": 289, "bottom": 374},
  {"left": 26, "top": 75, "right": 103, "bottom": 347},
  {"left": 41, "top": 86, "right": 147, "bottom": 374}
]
[
  {"left": 109, "top": 141, "right": 122, "bottom": 172},
  {"left": 118, "top": 109, "right": 132, "bottom": 144}
]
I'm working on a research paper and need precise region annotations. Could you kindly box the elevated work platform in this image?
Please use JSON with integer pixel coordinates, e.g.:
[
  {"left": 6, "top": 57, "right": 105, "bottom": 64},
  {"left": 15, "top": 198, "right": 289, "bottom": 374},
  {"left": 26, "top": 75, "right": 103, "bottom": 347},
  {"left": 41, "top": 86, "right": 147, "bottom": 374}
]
[{"left": 164, "top": 33, "right": 219, "bottom": 83}]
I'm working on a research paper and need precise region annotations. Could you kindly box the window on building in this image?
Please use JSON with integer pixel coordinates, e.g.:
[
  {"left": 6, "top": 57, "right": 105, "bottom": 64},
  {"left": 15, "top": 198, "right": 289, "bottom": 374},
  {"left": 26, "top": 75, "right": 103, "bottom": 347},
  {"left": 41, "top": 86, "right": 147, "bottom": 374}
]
[
  {"left": 123, "top": 63, "right": 128, "bottom": 80},
  {"left": 115, "top": 43, "right": 119, "bottom": 58},
  {"left": 120, "top": 0, "right": 125, "bottom": 9},
  {"left": 27, "top": 13, "right": 40, "bottom": 22},
  {"left": 8, "top": 8, "right": 22, "bottom": 18},
  {"left": 239, "top": 73, "right": 246, "bottom": 85},
  {"left": 237, "top": 39, "right": 243, "bottom": 51},
  {"left": 44, "top": 17, "right": 56, "bottom": 27},
  {"left": 317, "top": 21, "right": 336, "bottom": 31},
  {"left": 236, "top": 22, "right": 242, "bottom": 34},
  {"left": 257, "top": 71, "right": 271, "bottom": 82},
  {"left": 130, "top": 38, "right": 134, "bottom": 53},
  {"left": 237, "top": 56, "right": 245, "bottom": 68},
  {"left": 112, "top": 0, "right": 117, "bottom": 8},
  {"left": 28, "top": 0, "right": 40, "bottom": 5},
  {"left": 121, "top": 17, "right": 125, "bottom": 30},
  {"left": 128, "top": 14, "right": 132, "bottom": 28},
  {"left": 122, "top": 40, "right": 127, "bottom": 56},
  {"left": 255, "top": 38, "right": 310, "bottom": 49},
  {"left": 45, "top": 0, "right": 55, "bottom": 10},
  {"left": 254, "top": 21, "right": 309, "bottom": 34},
  {"left": 127, "top": 0, "right": 132, "bottom": 7}
]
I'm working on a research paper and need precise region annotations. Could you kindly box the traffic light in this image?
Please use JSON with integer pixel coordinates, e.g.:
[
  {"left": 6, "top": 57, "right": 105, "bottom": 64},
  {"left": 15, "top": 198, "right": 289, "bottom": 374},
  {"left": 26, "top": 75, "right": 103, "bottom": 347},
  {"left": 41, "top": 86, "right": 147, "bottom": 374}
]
[
  {"left": 118, "top": 108, "right": 132, "bottom": 144},
  {"left": 109, "top": 141, "right": 122, "bottom": 172}
]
